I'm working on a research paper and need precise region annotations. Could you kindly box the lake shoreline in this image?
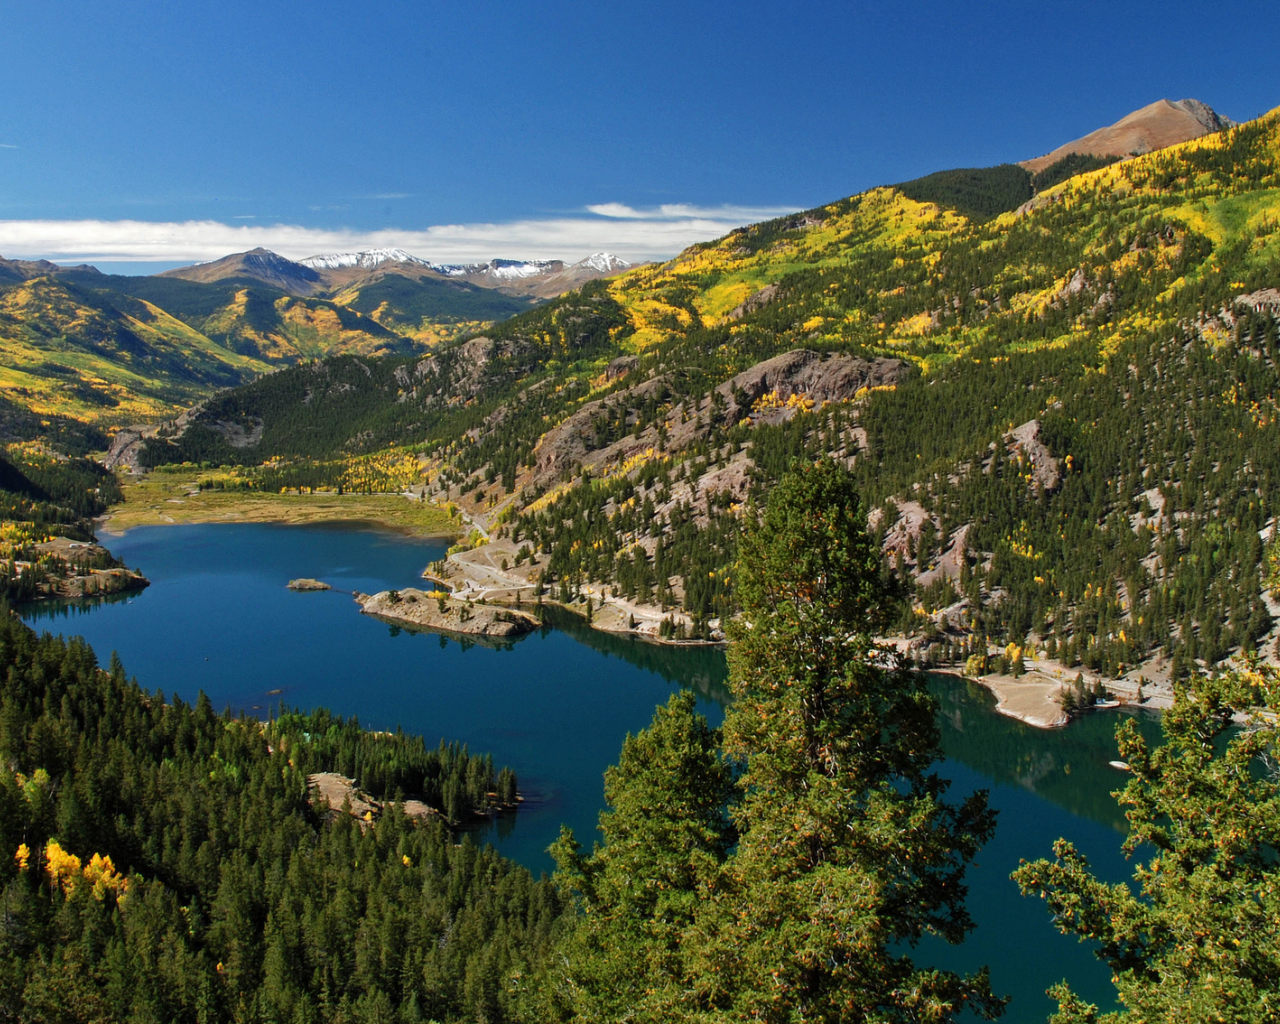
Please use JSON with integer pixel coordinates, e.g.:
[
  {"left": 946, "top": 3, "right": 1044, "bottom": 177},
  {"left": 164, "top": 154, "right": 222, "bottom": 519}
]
[
  {"left": 927, "top": 664, "right": 1170, "bottom": 730},
  {"left": 91, "top": 492, "right": 1173, "bottom": 724}
]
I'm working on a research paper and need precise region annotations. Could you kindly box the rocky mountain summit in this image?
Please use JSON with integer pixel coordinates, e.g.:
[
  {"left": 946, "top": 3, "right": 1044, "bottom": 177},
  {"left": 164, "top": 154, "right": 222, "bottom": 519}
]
[{"left": 1020, "top": 98, "right": 1234, "bottom": 173}]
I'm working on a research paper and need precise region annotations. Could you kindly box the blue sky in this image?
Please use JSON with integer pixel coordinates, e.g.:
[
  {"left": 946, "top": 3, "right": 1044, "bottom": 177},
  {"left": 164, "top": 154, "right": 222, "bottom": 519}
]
[{"left": 1, "top": 1, "right": 1277, "bottom": 269}]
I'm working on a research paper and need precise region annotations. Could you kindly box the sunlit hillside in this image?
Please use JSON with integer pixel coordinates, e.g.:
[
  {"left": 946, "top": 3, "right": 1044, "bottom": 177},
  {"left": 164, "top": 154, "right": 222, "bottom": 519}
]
[
  {"left": 133, "top": 108, "right": 1280, "bottom": 686},
  {"left": 604, "top": 105, "right": 1280, "bottom": 371},
  {"left": 0, "top": 269, "right": 499, "bottom": 425},
  {"left": 0, "top": 277, "right": 272, "bottom": 421}
]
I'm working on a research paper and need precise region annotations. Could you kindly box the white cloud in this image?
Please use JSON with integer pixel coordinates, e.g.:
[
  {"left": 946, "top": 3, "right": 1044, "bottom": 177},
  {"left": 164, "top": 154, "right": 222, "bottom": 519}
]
[
  {"left": 0, "top": 202, "right": 800, "bottom": 266},
  {"left": 0, "top": 144, "right": 18, "bottom": 150},
  {"left": 586, "top": 201, "right": 796, "bottom": 222}
]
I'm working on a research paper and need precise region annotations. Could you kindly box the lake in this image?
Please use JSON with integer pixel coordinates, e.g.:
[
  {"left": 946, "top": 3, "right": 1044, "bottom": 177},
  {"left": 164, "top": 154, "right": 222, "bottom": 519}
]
[{"left": 24, "top": 521, "right": 1159, "bottom": 1019}]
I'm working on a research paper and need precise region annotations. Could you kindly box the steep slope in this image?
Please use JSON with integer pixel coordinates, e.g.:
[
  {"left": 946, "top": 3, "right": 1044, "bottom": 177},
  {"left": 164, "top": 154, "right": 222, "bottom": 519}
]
[
  {"left": 1020, "top": 98, "right": 1233, "bottom": 173},
  {"left": 0, "top": 276, "right": 272, "bottom": 421},
  {"left": 140, "top": 106, "right": 1280, "bottom": 683}
]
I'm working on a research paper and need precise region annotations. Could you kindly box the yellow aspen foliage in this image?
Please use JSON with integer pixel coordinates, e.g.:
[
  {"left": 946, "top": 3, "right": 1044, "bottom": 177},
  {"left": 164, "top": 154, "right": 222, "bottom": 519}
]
[
  {"left": 82, "top": 852, "right": 129, "bottom": 901},
  {"left": 40, "top": 842, "right": 129, "bottom": 899},
  {"left": 43, "top": 841, "right": 82, "bottom": 891},
  {"left": 14, "top": 843, "right": 30, "bottom": 872}
]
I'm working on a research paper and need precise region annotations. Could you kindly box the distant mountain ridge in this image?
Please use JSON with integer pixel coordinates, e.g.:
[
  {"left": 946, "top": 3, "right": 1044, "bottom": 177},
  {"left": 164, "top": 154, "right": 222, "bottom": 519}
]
[
  {"left": 164, "top": 247, "right": 632, "bottom": 300},
  {"left": 159, "top": 247, "right": 323, "bottom": 295},
  {"left": 0, "top": 255, "right": 100, "bottom": 284},
  {"left": 298, "top": 248, "right": 431, "bottom": 271}
]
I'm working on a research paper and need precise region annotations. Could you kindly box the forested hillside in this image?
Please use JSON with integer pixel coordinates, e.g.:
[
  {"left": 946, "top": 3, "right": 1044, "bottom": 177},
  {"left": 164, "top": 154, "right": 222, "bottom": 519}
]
[
  {"left": 0, "top": 612, "right": 551, "bottom": 1021},
  {"left": 0, "top": 442, "right": 140, "bottom": 603},
  {"left": 130, "top": 108, "right": 1280, "bottom": 683},
  {"left": 0, "top": 263, "right": 542, "bottom": 426}
]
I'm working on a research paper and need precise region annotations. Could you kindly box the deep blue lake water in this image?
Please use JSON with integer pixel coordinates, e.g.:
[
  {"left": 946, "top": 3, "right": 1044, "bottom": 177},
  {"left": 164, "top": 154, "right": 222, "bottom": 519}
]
[{"left": 23, "top": 521, "right": 1160, "bottom": 1020}]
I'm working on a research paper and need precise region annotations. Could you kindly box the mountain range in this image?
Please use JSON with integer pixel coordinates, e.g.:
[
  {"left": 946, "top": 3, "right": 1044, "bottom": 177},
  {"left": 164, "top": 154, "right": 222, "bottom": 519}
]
[
  {"left": 161, "top": 248, "right": 634, "bottom": 301},
  {"left": 0, "top": 244, "right": 632, "bottom": 423},
  {"left": 0, "top": 98, "right": 1231, "bottom": 429}
]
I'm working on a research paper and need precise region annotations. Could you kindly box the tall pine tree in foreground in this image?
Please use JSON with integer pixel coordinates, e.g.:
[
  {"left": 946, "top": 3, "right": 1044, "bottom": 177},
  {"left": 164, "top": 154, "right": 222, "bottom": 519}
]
[
  {"left": 1014, "top": 666, "right": 1280, "bottom": 1023},
  {"left": 699, "top": 459, "right": 1002, "bottom": 1022},
  {"left": 551, "top": 461, "right": 1002, "bottom": 1022}
]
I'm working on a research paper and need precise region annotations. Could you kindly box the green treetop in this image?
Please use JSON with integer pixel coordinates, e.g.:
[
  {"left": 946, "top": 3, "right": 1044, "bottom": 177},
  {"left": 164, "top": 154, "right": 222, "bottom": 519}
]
[{"left": 548, "top": 691, "right": 734, "bottom": 1021}]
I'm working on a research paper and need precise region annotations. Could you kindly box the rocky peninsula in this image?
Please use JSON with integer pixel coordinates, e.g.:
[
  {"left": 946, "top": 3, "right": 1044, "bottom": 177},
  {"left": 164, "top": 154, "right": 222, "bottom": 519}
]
[
  {"left": 356, "top": 587, "right": 539, "bottom": 638},
  {"left": 18, "top": 537, "right": 149, "bottom": 601}
]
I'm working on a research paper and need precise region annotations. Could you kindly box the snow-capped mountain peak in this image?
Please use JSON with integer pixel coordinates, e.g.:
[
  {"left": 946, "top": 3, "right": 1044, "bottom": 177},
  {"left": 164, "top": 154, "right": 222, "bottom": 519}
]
[
  {"left": 429, "top": 258, "right": 561, "bottom": 279},
  {"left": 575, "top": 252, "right": 630, "bottom": 273},
  {"left": 298, "top": 248, "right": 431, "bottom": 270}
]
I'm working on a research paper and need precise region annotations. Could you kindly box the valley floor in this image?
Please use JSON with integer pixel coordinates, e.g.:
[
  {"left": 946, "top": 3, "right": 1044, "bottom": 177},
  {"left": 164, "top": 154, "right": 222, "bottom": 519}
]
[{"left": 98, "top": 472, "right": 459, "bottom": 536}]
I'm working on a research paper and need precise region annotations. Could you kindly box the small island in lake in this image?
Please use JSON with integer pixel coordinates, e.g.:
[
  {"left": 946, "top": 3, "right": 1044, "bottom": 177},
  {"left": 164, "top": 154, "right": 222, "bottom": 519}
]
[
  {"left": 287, "top": 578, "right": 331, "bottom": 591},
  {"left": 356, "top": 586, "right": 539, "bottom": 638}
]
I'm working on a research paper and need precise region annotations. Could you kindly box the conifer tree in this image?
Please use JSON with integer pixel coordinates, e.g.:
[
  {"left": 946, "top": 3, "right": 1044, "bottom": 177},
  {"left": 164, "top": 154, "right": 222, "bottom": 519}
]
[
  {"left": 694, "top": 459, "right": 1002, "bottom": 1022},
  {"left": 1014, "top": 666, "right": 1280, "bottom": 1023},
  {"left": 549, "top": 692, "right": 733, "bottom": 1020}
]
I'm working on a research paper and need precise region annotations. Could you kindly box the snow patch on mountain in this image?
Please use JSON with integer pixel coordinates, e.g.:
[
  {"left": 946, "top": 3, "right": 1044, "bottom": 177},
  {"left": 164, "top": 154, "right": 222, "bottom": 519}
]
[
  {"left": 299, "top": 248, "right": 432, "bottom": 270},
  {"left": 295, "top": 249, "right": 630, "bottom": 280},
  {"left": 484, "top": 259, "right": 561, "bottom": 280},
  {"left": 432, "top": 259, "right": 561, "bottom": 279}
]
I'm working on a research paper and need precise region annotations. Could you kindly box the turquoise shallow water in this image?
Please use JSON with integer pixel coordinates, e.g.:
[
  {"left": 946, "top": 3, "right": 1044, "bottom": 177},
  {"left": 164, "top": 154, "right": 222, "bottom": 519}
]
[{"left": 24, "top": 521, "right": 1160, "bottom": 1020}]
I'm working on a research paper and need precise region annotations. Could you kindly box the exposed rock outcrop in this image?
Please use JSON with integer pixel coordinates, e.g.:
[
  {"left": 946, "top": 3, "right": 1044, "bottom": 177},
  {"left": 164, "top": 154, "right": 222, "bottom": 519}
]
[
  {"left": 307, "top": 772, "right": 441, "bottom": 827},
  {"left": 22, "top": 537, "right": 148, "bottom": 600},
  {"left": 715, "top": 350, "right": 908, "bottom": 423},
  {"left": 527, "top": 349, "right": 909, "bottom": 489},
  {"left": 1236, "top": 288, "right": 1280, "bottom": 313},
  {"left": 1006, "top": 419, "right": 1062, "bottom": 492},
  {"left": 102, "top": 429, "right": 146, "bottom": 472},
  {"left": 726, "top": 284, "right": 779, "bottom": 320}
]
